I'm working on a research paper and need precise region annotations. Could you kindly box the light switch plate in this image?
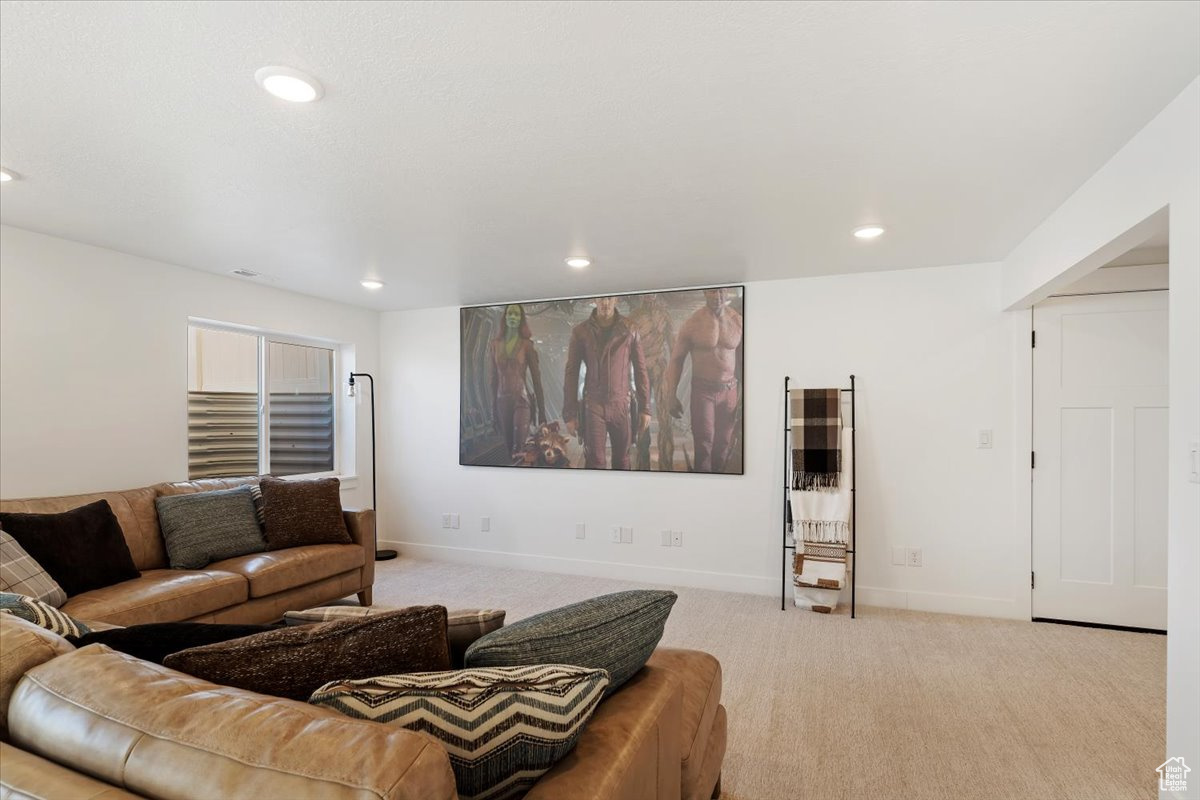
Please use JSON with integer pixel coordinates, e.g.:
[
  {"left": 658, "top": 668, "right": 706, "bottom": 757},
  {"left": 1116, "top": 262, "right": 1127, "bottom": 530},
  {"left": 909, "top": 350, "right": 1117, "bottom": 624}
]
[
  {"left": 661, "top": 530, "right": 673, "bottom": 547},
  {"left": 977, "top": 429, "right": 993, "bottom": 449},
  {"left": 620, "top": 526, "right": 633, "bottom": 544},
  {"left": 480, "top": 517, "right": 490, "bottom": 532},
  {"left": 576, "top": 523, "right": 586, "bottom": 540},
  {"left": 891, "top": 546, "right": 906, "bottom": 566}
]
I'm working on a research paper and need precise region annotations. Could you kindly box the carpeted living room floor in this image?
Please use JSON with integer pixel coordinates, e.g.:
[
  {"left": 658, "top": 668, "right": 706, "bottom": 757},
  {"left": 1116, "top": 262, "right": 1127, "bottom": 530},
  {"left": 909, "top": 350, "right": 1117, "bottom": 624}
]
[{"left": 370, "top": 557, "right": 1166, "bottom": 800}]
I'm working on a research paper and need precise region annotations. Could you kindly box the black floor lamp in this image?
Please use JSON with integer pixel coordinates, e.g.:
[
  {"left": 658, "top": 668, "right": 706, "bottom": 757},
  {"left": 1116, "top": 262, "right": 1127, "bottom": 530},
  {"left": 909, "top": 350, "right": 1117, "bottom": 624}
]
[{"left": 348, "top": 372, "right": 397, "bottom": 561}]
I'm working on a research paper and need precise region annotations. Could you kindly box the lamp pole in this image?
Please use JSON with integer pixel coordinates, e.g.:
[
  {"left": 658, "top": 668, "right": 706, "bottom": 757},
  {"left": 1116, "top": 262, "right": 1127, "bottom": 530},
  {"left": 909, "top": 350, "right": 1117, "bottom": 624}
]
[{"left": 349, "top": 372, "right": 397, "bottom": 561}]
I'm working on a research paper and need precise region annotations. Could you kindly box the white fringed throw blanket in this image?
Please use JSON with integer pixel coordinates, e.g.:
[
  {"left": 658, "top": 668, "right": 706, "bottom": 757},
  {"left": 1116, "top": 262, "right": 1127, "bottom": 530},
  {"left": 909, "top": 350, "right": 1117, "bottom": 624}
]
[{"left": 793, "top": 427, "right": 853, "bottom": 601}]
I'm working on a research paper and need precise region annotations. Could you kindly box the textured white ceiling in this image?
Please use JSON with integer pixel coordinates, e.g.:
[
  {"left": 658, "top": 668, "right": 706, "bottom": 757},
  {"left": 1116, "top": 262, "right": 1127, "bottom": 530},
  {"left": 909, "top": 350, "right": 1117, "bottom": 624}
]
[{"left": 1, "top": 1, "right": 1197, "bottom": 311}]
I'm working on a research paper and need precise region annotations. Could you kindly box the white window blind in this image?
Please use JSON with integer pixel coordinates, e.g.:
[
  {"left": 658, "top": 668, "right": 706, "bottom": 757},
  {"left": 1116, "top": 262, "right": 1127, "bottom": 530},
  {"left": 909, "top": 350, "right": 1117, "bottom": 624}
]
[{"left": 187, "top": 326, "right": 337, "bottom": 480}]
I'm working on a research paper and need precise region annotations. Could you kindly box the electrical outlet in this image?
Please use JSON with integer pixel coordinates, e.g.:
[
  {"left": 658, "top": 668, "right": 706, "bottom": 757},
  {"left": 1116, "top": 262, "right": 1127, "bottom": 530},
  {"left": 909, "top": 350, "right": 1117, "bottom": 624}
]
[
  {"left": 575, "top": 523, "right": 586, "bottom": 540},
  {"left": 480, "top": 517, "right": 490, "bottom": 532},
  {"left": 907, "top": 547, "right": 923, "bottom": 567},
  {"left": 610, "top": 526, "right": 621, "bottom": 543},
  {"left": 671, "top": 531, "right": 683, "bottom": 547},
  {"left": 620, "top": 526, "right": 633, "bottom": 544},
  {"left": 661, "top": 530, "right": 672, "bottom": 547},
  {"left": 891, "top": 546, "right": 906, "bottom": 566},
  {"left": 451, "top": 514, "right": 460, "bottom": 530},
  {"left": 441, "top": 513, "right": 451, "bottom": 529}
]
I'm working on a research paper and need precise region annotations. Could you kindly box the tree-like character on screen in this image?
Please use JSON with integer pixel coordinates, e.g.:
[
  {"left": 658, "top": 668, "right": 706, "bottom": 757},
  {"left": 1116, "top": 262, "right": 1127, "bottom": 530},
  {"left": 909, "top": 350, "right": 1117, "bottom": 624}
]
[
  {"left": 563, "top": 297, "right": 651, "bottom": 470},
  {"left": 666, "top": 288, "right": 743, "bottom": 472},
  {"left": 490, "top": 304, "right": 546, "bottom": 460},
  {"left": 627, "top": 293, "right": 677, "bottom": 470}
]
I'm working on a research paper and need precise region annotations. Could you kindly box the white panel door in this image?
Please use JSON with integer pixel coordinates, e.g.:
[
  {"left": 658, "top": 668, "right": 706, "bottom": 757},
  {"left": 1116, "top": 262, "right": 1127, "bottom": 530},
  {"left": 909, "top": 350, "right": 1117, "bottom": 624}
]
[{"left": 1032, "top": 291, "right": 1168, "bottom": 629}]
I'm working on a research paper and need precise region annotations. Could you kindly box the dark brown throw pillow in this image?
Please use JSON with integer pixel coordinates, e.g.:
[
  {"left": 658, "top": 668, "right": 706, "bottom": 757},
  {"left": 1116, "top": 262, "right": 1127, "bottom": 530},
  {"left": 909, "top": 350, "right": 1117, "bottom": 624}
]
[
  {"left": 163, "top": 606, "right": 451, "bottom": 700},
  {"left": 259, "top": 477, "right": 351, "bottom": 550},
  {"left": 0, "top": 500, "right": 140, "bottom": 596},
  {"left": 68, "top": 622, "right": 276, "bottom": 664}
]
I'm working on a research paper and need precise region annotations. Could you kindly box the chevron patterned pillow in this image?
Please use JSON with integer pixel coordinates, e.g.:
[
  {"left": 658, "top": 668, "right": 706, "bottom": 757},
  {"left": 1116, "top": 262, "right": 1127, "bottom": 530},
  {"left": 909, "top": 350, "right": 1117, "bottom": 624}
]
[
  {"left": 310, "top": 664, "right": 609, "bottom": 800},
  {"left": 0, "top": 592, "right": 90, "bottom": 638}
]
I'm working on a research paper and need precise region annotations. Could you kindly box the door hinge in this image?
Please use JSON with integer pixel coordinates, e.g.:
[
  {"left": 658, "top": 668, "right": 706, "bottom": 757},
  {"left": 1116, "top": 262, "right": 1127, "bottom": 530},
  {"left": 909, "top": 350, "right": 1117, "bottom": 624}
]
[
  {"left": 1031, "top": 571, "right": 1035, "bottom": 589},
  {"left": 1031, "top": 330, "right": 1036, "bottom": 348},
  {"left": 1031, "top": 451, "right": 1036, "bottom": 469}
]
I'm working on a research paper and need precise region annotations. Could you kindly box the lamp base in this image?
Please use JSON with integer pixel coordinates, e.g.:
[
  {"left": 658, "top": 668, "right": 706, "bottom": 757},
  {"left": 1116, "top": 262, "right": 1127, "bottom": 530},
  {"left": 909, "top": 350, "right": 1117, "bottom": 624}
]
[{"left": 375, "top": 549, "right": 399, "bottom": 561}]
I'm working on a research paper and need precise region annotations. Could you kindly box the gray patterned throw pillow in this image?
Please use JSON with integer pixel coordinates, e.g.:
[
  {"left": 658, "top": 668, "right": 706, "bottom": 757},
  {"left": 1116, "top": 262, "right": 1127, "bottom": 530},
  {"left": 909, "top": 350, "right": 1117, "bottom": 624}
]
[
  {"left": 464, "top": 589, "right": 676, "bottom": 694},
  {"left": 155, "top": 486, "right": 267, "bottom": 569}
]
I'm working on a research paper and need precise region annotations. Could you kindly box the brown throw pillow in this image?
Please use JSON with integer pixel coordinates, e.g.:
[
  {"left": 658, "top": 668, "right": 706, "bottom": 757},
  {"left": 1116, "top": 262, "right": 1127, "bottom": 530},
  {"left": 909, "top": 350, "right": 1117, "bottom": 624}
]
[
  {"left": 259, "top": 477, "right": 352, "bottom": 550},
  {"left": 0, "top": 500, "right": 140, "bottom": 596},
  {"left": 163, "top": 606, "right": 450, "bottom": 700},
  {"left": 283, "top": 605, "right": 506, "bottom": 668}
]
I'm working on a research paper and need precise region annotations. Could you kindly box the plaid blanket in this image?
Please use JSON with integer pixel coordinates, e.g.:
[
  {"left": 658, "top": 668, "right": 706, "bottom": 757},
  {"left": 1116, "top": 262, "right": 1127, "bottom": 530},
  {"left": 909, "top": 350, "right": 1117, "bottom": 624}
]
[{"left": 790, "top": 388, "right": 842, "bottom": 490}]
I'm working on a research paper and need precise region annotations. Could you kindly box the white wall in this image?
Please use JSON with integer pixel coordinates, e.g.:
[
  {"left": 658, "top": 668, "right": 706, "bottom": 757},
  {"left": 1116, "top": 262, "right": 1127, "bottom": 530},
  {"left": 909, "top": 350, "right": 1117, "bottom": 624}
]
[
  {"left": 379, "top": 261, "right": 1024, "bottom": 618},
  {"left": 0, "top": 225, "right": 380, "bottom": 509},
  {"left": 1001, "top": 78, "right": 1200, "bottom": 792}
]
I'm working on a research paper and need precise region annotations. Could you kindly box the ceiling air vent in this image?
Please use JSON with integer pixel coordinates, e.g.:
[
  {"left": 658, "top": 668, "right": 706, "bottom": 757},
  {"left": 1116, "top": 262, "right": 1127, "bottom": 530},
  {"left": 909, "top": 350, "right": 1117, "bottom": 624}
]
[{"left": 230, "top": 269, "right": 262, "bottom": 279}]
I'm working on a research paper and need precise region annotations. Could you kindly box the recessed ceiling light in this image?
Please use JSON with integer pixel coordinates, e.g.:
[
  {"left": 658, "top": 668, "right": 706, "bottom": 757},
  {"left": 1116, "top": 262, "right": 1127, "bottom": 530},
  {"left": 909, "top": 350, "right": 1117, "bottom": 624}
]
[
  {"left": 0, "top": 168, "right": 17, "bottom": 182},
  {"left": 361, "top": 279, "right": 384, "bottom": 290},
  {"left": 255, "top": 66, "right": 323, "bottom": 103},
  {"left": 565, "top": 257, "right": 591, "bottom": 269},
  {"left": 853, "top": 225, "right": 885, "bottom": 239}
]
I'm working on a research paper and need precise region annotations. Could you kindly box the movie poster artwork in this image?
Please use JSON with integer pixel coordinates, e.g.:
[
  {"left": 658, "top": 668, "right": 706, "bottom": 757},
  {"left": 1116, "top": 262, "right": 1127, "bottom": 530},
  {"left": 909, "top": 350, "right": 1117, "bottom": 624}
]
[{"left": 460, "top": 286, "right": 744, "bottom": 474}]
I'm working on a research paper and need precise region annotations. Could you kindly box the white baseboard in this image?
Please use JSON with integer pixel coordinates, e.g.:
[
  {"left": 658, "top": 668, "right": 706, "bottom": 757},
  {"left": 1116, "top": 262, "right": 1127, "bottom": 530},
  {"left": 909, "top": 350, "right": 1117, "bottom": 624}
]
[
  {"left": 378, "top": 540, "right": 1024, "bottom": 620},
  {"left": 855, "top": 585, "right": 1023, "bottom": 619}
]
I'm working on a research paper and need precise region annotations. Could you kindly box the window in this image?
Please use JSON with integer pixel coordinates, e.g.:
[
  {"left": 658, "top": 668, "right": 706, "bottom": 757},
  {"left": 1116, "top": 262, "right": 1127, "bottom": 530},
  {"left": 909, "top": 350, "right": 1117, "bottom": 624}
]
[{"left": 187, "top": 325, "right": 339, "bottom": 480}]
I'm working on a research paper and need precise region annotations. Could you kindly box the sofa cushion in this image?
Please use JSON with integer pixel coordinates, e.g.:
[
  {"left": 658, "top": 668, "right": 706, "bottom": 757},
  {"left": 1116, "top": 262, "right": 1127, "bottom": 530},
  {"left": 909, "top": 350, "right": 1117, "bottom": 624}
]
[
  {"left": 311, "top": 664, "right": 609, "bottom": 800},
  {"left": 0, "top": 614, "right": 75, "bottom": 742},
  {"left": 164, "top": 606, "right": 451, "bottom": 701},
  {"left": 464, "top": 590, "right": 677, "bottom": 695},
  {"left": 524, "top": 661, "right": 683, "bottom": 800},
  {"left": 0, "top": 742, "right": 142, "bottom": 799},
  {"left": 68, "top": 622, "right": 276, "bottom": 664},
  {"left": 1, "top": 529, "right": 67, "bottom": 607},
  {"left": 7, "top": 645, "right": 458, "bottom": 800},
  {"left": 208, "top": 543, "right": 364, "bottom": 598},
  {"left": 0, "top": 592, "right": 90, "bottom": 637},
  {"left": 260, "top": 477, "right": 352, "bottom": 550},
  {"left": 61, "top": 568, "right": 248, "bottom": 626},
  {"left": 285, "top": 605, "right": 505, "bottom": 667},
  {"left": 1, "top": 485, "right": 167, "bottom": 571},
  {"left": 155, "top": 486, "right": 267, "bottom": 569},
  {"left": 646, "top": 648, "right": 723, "bottom": 800},
  {"left": 0, "top": 500, "right": 140, "bottom": 596}
]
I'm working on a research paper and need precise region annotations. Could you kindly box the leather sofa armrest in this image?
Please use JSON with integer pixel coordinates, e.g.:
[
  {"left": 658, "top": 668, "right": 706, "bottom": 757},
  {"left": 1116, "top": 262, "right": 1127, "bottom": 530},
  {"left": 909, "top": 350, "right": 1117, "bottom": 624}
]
[
  {"left": 8, "top": 645, "right": 456, "bottom": 800},
  {"left": 343, "top": 508, "right": 376, "bottom": 594},
  {"left": 526, "top": 664, "right": 683, "bottom": 800}
]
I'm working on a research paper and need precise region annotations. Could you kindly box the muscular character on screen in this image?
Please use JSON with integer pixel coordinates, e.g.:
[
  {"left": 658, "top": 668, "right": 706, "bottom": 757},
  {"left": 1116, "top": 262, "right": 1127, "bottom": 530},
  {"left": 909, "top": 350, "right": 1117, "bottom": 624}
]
[
  {"left": 563, "top": 297, "right": 651, "bottom": 470},
  {"left": 666, "top": 289, "right": 744, "bottom": 473},
  {"left": 491, "top": 304, "right": 546, "bottom": 460}
]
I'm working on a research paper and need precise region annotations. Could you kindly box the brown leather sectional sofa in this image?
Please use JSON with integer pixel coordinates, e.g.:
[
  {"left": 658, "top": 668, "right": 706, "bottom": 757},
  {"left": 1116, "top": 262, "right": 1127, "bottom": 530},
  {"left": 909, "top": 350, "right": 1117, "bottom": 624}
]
[
  {"left": 0, "top": 477, "right": 376, "bottom": 625},
  {"left": 0, "top": 478, "right": 727, "bottom": 799},
  {"left": 0, "top": 615, "right": 726, "bottom": 800}
]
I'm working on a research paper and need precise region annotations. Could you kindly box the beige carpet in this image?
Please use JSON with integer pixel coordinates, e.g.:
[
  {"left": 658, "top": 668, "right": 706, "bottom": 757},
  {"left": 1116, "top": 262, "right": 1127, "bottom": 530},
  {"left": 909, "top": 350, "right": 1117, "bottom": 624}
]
[{"left": 372, "top": 557, "right": 1166, "bottom": 800}]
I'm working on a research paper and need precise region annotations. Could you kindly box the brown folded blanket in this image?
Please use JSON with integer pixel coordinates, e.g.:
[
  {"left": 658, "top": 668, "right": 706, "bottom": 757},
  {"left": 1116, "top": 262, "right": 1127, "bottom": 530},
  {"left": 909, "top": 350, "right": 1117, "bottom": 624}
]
[{"left": 790, "top": 388, "right": 842, "bottom": 490}]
